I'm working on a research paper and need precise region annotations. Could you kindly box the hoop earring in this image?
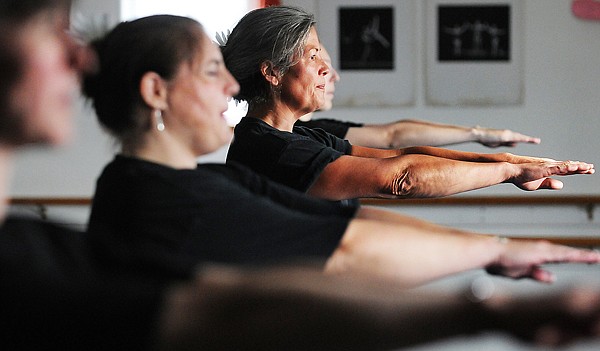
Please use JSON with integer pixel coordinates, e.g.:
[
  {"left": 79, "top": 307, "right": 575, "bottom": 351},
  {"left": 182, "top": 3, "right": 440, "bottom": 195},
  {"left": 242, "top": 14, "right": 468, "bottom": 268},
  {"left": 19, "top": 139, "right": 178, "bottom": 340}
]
[{"left": 154, "top": 109, "right": 165, "bottom": 132}]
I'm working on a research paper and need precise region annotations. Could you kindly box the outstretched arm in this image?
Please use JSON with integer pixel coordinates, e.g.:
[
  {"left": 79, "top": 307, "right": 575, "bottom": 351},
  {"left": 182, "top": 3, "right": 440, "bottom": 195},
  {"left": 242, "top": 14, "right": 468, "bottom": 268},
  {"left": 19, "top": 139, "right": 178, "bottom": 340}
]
[
  {"left": 158, "top": 264, "right": 600, "bottom": 351},
  {"left": 352, "top": 144, "right": 561, "bottom": 165},
  {"left": 307, "top": 153, "right": 593, "bottom": 200},
  {"left": 326, "top": 206, "right": 600, "bottom": 287},
  {"left": 345, "top": 119, "right": 541, "bottom": 149}
]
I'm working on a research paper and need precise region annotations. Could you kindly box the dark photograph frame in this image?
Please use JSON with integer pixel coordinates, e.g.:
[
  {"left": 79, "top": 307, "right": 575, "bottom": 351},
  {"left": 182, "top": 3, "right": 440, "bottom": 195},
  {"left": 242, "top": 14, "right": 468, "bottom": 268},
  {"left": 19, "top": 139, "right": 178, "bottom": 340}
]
[
  {"left": 339, "top": 7, "right": 394, "bottom": 70},
  {"left": 438, "top": 5, "right": 511, "bottom": 62}
]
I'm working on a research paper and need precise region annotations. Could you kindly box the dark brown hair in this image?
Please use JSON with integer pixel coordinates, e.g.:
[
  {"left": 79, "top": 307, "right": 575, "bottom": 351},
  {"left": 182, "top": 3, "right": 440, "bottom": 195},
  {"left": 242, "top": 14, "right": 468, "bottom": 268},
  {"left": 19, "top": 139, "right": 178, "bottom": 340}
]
[{"left": 81, "top": 15, "right": 204, "bottom": 145}]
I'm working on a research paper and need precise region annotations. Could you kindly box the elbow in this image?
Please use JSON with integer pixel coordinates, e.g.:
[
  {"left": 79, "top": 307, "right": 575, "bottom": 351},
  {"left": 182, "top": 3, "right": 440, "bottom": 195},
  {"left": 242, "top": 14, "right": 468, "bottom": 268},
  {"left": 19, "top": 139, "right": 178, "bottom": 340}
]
[{"left": 383, "top": 168, "right": 419, "bottom": 198}]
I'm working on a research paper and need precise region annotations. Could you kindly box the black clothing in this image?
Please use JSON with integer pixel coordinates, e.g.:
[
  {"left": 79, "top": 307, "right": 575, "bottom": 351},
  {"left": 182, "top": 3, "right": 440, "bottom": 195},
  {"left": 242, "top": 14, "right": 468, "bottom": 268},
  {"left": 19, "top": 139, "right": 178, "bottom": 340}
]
[
  {"left": 87, "top": 155, "right": 357, "bottom": 281},
  {"left": 0, "top": 217, "right": 165, "bottom": 350},
  {"left": 227, "top": 117, "right": 353, "bottom": 193},
  {"left": 295, "top": 118, "right": 364, "bottom": 139}
]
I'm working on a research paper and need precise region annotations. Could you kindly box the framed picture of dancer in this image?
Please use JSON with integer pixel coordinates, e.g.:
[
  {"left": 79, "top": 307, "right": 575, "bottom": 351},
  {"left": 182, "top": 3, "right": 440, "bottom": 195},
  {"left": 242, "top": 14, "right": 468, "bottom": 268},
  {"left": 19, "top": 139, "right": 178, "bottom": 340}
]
[
  {"left": 425, "top": 0, "right": 523, "bottom": 106},
  {"left": 338, "top": 7, "right": 394, "bottom": 70},
  {"left": 316, "top": 0, "right": 416, "bottom": 107}
]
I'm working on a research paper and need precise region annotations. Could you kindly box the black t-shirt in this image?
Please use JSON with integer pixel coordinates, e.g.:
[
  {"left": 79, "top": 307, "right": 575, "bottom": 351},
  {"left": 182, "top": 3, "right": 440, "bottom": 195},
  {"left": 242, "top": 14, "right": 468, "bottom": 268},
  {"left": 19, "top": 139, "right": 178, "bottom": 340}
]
[
  {"left": 0, "top": 217, "right": 164, "bottom": 350},
  {"left": 295, "top": 118, "right": 364, "bottom": 139},
  {"left": 227, "top": 117, "right": 353, "bottom": 192},
  {"left": 87, "top": 155, "right": 357, "bottom": 280}
]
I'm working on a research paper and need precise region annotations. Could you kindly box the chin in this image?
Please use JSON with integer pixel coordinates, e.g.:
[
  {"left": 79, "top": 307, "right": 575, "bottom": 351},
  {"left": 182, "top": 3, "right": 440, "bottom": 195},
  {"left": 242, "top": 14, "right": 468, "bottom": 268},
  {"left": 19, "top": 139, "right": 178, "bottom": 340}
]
[
  {"left": 41, "top": 121, "right": 73, "bottom": 146},
  {"left": 321, "top": 102, "right": 333, "bottom": 111}
]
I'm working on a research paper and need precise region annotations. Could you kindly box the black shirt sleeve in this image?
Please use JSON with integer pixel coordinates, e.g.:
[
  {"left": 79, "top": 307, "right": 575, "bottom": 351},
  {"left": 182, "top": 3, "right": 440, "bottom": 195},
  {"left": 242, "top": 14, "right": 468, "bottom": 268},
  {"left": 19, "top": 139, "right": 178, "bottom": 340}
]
[
  {"left": 295, "top": 118, "right": 364, "bottom": 139},
  {"left": 228, "top": 118, "right": 353, "bottom": 192}
]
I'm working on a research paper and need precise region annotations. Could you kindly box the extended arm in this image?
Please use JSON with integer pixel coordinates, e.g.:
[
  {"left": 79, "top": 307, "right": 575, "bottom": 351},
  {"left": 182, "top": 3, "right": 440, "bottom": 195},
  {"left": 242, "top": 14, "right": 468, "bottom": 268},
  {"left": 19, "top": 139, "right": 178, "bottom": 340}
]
[
  {"left": 326, "top": 206, "right": 600, "bottom": 287},
  {"left": 345, "top": 119, "right": 541, "bottom": 149},
  {"left": 307, "top": 153, "right": 593, "bottom": 200},
  {"left": 351, "top": 144, "right": 557, "bottom": 164},
  {"left": 158, "top": 264, "right": 600, "bottom": 351}
]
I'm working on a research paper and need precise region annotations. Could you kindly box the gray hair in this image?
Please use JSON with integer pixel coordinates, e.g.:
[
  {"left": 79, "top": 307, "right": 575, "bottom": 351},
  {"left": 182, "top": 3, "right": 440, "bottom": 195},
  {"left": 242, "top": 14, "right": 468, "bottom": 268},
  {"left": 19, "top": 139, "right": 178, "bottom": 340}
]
[{"left": 221, "top": 5, "right": 315, "bottom": 106}]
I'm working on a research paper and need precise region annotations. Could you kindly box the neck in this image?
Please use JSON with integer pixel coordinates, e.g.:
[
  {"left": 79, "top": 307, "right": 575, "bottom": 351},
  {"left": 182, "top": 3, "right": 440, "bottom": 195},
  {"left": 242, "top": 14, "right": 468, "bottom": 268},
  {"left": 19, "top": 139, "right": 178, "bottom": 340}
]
[
  {"left": 247, "top": 103, "right": 303, "bottom": 132},
  {"left": 123, "top": 131, "right": 198, "bottom": 170},
  {"left": 298, "top": 112, "right": 314, "bottom": 122},
  {"left": 0, "top": 146, "right": 15, "bottom": 223}
]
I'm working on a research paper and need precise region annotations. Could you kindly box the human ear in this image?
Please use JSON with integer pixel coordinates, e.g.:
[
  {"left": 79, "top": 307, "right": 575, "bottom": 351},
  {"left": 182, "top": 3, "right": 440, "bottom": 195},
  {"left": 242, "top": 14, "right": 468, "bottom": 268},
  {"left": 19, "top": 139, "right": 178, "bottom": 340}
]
[
  {"left": 260, "top": 61, "right": 280, "bottom": 87},
  {"left": 139, "top": 72, "right": 169, "bottom": 110}
]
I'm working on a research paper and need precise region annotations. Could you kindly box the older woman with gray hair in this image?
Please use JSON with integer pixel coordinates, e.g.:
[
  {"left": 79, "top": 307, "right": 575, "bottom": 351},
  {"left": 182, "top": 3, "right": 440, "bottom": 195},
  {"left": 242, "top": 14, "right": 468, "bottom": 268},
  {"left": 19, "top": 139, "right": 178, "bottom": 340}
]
[{"left": 223, "top": 5, "right": 594, "bottom": 201}]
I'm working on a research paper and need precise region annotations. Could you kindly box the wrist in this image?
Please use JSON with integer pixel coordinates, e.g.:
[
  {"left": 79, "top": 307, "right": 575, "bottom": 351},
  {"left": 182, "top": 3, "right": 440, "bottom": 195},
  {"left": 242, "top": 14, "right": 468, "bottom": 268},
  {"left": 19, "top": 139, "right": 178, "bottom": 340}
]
[
  {"left": 501, "top": 162, "right": 519, "bottom": 184},
  {"left": 485, "top": 235, "right": 510, "bottom": 275},
  {"left": 470, "top": 125, "right": 483, "bottom": 142}
]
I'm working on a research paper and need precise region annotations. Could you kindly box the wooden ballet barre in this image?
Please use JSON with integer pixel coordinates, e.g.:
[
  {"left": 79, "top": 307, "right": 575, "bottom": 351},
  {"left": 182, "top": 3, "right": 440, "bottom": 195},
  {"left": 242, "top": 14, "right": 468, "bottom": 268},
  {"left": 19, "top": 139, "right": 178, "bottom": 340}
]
[
  {"left": 8, "top": 195, "right": 600, "bottom": 207},
  {"left": 533, "top": 236, "right": 600, "bottom": 248},
  {"left": 360, "top": 195, "right": 600, "bottom": 207},
  {"left": 8, "top": 197, "right": 91, "bottom": 220},
  {"left": 9, "top": 197, "right": 92, "bottom": 206}
]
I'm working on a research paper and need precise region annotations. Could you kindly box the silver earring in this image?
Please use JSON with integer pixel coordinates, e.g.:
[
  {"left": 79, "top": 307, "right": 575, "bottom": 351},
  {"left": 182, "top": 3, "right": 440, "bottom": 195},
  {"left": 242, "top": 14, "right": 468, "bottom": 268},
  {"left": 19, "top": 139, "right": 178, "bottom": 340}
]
[{"left": 154, "top": 109, "right": 165, "bottom": 132}]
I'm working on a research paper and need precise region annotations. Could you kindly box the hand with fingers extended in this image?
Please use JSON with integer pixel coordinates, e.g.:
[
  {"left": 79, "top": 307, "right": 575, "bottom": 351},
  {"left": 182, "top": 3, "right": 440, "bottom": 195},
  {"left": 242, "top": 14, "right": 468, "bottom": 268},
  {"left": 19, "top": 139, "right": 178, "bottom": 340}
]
[
  {"left": 485, "top": 238, "right": 600, "bottom": 283},
  {"left": 473, "top": 126, "right": 542, "bottom": 148},
  {"left": 510, "top": 160, "right": 595, "bottom": 191}
]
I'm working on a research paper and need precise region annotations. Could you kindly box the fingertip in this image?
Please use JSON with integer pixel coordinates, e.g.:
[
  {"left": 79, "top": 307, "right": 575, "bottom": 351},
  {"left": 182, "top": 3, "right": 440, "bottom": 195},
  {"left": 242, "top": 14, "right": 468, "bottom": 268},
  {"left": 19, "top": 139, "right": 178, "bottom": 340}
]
[
  {"left": 545, "top": 178, "right": 563, "bottom": 190},
  {"left": 533, "top": 269, "right": 556, "bottom": 284}
]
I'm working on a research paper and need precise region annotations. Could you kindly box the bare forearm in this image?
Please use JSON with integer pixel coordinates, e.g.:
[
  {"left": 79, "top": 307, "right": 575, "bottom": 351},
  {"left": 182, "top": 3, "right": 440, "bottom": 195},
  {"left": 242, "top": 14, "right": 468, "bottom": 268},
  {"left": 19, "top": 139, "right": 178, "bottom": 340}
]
[
  {"left": 309, "top": 154, "right": 515, "bottom": 200},
  {"left": 330, "top": 208, "right": 600, "bottom": 286},
  {"left": 360, "top": 119, "right": 477, "bottom": 149},
  {"left": 378, "top": 155, "right": 514, "bottom": 198},
  {"left": 325, "top": 218, "right": 503, "bottom": 287},
  {"left": 352, "top": 144, "right": 529, "bottom": 164},
  {"left": 158, "top": 265, "right": 494, "bottom": 350},
  {"left": 348, "top": 119, "right": 541, "bottom": 149},
  {"left": 309, "top": 154, "right": 592, "bottom": 201},
  {"left": 399, "top": 145, "right": 515, "bottom": 162}
]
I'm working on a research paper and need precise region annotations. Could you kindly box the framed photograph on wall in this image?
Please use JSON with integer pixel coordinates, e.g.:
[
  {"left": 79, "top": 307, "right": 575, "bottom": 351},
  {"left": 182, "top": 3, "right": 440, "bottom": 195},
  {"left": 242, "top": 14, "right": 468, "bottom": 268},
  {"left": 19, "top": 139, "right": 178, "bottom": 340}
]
[
  {"left": 339, "top": 7, "right": 394, "bottom": 70},
  {"left": 425, "top": 0, "right": 524, "bottom": 106},
  {"left": 316, "top": 0, "right": 416, "bottom": 107}
]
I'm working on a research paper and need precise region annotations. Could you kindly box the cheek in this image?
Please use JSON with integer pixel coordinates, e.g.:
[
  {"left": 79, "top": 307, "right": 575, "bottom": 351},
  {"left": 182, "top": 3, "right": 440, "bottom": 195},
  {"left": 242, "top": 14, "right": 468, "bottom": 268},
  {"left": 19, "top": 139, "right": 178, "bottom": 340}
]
[
  {"left": 31, "top": 67, "right": 76, "bottom": 143},
  {"left": 8, "top": 66, "right": 74, "bottom": 144},
  {"left": 190, "top": 89, "right": 229, "bottom": 131}
]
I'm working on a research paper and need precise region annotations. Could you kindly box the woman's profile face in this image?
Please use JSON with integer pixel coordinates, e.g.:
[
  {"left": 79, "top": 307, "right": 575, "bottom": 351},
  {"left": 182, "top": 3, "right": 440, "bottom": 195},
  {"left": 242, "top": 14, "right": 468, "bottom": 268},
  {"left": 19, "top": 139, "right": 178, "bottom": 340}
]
[
  {"left": 9, "top": 11, "right": 81, "bottom": 146},
  {"left": 321, "top": 46, "right": 340, "bottom": 112},
  {"left": 165, "top": 29, "right": 240, "bottom": 156},
  {"left": 279, "top": 27, "right": 329, "bottom": 117}
]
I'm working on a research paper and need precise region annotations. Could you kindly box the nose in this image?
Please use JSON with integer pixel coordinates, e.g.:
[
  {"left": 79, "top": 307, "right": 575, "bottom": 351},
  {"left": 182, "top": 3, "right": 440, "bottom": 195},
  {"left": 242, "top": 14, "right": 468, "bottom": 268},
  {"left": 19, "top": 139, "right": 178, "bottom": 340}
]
[
  {"left": 225, "top": 69, "right": 240, "bottom": 97},
  {"left": 331, "top": 67, "right": 340, "bottom": 82},
  {"left": 317, "top": 55, "right": 329, "bottom": 77}
]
